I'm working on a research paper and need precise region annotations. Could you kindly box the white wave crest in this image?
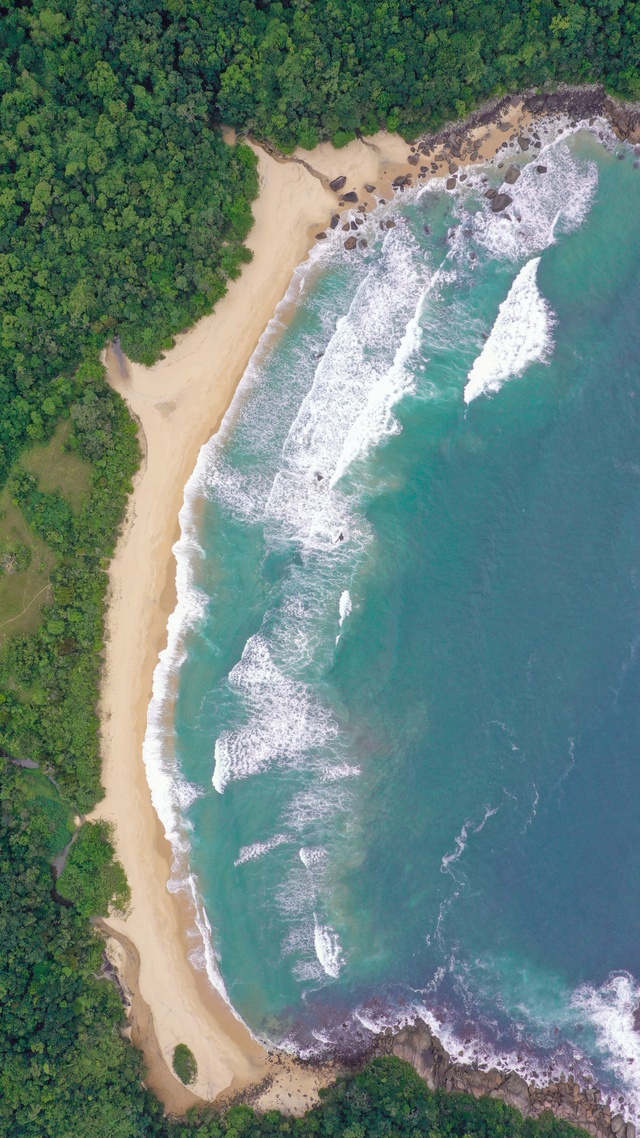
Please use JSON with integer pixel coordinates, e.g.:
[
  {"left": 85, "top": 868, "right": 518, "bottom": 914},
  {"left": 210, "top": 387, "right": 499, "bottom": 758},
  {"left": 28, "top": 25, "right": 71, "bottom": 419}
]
[
  {"left": 464, "top": 258, "right": 555, "bottom": 404},
  {"left": 234, "top": 834, "right": 290, "bottom": 866},
  {"left": 338, "top": 590, "right": 352, "bottom": 626},
  {"left": 300, "top": 845, "right": 328, "bottom": 869},
  {"left": 472, "top": 139, "right": 598, "bottom": 262},
  {"left": 212, "top": 635, "right": 337, "bottom": 793},
  {"left": 573, "top": 973, "right": 640, "bottom": 1119},
  {"left": 314, "top": 915, "right": 345, "bottom": 978},
  {"left": 265, "top": 225, "right": 431, "bottom": 549}
]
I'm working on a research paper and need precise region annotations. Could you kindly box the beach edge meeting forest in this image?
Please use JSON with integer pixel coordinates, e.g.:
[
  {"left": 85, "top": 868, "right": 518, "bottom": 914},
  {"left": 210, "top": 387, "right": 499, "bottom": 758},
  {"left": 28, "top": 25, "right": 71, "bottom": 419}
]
[{"left": 1, "top": 0, "right": 640, "bottom": 1134}]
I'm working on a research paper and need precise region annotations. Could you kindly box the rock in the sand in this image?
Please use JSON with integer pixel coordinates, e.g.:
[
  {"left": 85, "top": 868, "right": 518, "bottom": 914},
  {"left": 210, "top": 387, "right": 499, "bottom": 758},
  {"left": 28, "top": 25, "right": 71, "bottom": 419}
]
[
  {"left": 408, "top": 154, "right": 419, "bottom": 165},
  {"left": 491, "top": 192, "right": 513, "bottom": 213},
  {"left": 343, "top": 236, "right": 357, "bottom": 250},
  {"left": 518, "top": 136, "right": 530, "bottom": 151},
  {"left": 498, "top": 121, "right": 512, "bottom": 132},
  {"left": 448, "top": 162, "right": 459, "bottom": 173},
  {"left": 392, "top": 174, "right": 409, "bottom": 187},
  {"left": 315, "top": 232, "right": 327, "bottom": 240},
  {"left": 364, "top": 183, "right": 376, "bottom": 193},
  {"left": 341, "top": 190, "right": 358, "bottom": 203},
  {"left": 330, "top": 214, "right": 340, "bottom": 229},
  {"left": 611, "top": 1116, "right": 626, "bottom": 1134},
  {"left": 536, "top": 165, "right": 548, "bottom": 174},
  {"left": 504, "top": 165, "right": 521, "bottom": 184},
  {"left": 329, "top": 175, "right": 346, "bottom": 192},
  {"left": 446, "top": 177, "right": 457, "bottom": 190}
]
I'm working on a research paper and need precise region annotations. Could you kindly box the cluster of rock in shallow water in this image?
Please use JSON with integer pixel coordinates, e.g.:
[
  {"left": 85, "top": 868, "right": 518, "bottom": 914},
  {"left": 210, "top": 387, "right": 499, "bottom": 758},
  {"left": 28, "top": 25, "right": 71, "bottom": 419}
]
[
  {"left": 313, "top": 85, "right": 640, "bottom": 252},
  {"left": 377, "top": 1020, "right": 636, "bottom": 1138}
]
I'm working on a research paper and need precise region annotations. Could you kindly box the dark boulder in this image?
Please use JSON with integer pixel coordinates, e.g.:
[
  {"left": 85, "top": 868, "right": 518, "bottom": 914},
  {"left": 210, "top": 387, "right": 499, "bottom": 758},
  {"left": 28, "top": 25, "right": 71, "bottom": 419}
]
[
  {"left": 536, "top": 165, "right": 547, "bottom": 174},
  {"left": 329, "top": 176, "right": 346, "bottom": 192},
  {"left": 330, "top": 214, "right": 340, "bottom": 229},
  {"left": 392, "top": 174, "right": 409, "bottom": 187},
  {"left": 408, "top": 153, "right": 419, "bottom": 165},
  {"left": 485, "top": 187, "right": 497, "bottom": 199},
  {"left": 526, "top": 94, "right": 547, "bottom": 114},
  {"left": 364, "top": 183, "right": 376, "bottom": 193},
  {"left": 504, "top": 165, "right": 521, "bottom": 184},
  {"left": 315, "top": 232, "right": 327, "bottom": 240},
  {"left": 358, "top": 239, "right": 368, "bottom": 249},
  {"left": 446, "top": 177, "right": 457, "bottom": 190},
  {"left": 341, "top": 190, "right": 358, "bottom": 203},
  {"left": 344, "top": 235, "right": 357, "bottom": 250},
  {"left": 385, "top": 219, "right": 396, "bottom": 228},
  {"left": 518, "top": 136, "right": 530, "bottom": 151},
  {"left": 491, "top": 192, "right": 513, "bottom": 213}
]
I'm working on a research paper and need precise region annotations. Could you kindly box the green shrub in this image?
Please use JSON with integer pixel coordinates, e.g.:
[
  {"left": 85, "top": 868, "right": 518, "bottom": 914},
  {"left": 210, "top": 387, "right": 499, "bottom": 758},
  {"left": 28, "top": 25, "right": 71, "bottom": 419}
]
[
  {"left": 172, "top": 1043, "right": 198, "bottom": 1086},
  {"left": 57, "top": 820, "right": 130, "bottom": 917}
]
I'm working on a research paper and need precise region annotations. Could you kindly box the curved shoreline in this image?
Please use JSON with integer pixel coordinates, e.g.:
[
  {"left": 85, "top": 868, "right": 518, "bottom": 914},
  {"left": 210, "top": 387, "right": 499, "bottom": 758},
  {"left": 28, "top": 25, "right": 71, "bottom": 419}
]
[
  {"left": 93, "top": 131, "right": 418, "bottom": 1111},
  {"left": 94, "top": 91, "right": 640, "bottom": 1114}
]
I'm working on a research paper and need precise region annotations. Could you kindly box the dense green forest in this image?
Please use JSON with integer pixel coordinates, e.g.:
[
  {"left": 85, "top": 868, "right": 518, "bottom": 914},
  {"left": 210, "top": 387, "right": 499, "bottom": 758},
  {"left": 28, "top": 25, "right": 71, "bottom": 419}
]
[{"left": 1, "top": 0, "right": 639, "bottom": 1131}]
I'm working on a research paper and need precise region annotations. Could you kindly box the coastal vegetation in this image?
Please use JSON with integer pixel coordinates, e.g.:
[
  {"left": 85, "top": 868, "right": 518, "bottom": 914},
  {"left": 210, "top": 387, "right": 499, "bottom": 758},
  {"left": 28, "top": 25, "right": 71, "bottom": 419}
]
[
  {"left": 1, "top": 0, "right": 640, "bottom": 1130},
  {"left": 173, "top": 1044, "right": 199, "bottom": 1087}
]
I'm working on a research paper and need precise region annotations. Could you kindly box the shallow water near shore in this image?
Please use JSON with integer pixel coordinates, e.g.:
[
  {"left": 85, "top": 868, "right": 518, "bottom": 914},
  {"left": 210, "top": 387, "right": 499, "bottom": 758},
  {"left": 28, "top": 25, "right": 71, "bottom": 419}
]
[{"left": 148, "top": 126, "right": 640, "bottom": 1114}]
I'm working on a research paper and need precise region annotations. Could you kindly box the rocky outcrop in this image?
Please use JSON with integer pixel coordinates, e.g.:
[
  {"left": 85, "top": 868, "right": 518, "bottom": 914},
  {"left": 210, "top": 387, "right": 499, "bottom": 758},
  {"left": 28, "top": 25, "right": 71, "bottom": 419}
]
[
  {"left": 382, "top": 1021, "right": 636, "bottom": 1138},
  {"left": 407, "top": 86, "right": 640, "bottom": 171},
  {"left": 491, "top": 192, "right": 512, "bottom": 212}
]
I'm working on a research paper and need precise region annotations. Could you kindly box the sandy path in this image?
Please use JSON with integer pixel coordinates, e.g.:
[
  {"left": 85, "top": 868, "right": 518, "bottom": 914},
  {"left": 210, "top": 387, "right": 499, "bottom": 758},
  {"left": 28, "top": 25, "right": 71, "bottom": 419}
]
[{"left": 93, "top": 108, "right": 532, "bottom": 1113}]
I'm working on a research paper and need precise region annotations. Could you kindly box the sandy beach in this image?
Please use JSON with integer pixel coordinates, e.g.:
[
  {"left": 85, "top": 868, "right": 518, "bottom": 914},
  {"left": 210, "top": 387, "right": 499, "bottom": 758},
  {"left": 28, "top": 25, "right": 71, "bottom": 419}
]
[{"left": 93, "top": 104, "right": 536, "bottom": 1113}]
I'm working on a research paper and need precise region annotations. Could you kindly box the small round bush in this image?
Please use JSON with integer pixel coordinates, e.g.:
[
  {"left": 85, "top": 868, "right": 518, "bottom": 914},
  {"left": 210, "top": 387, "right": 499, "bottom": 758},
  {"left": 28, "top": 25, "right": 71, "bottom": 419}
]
[{"left": 172, "top": 1043, "right": 197, "bottom": 1086}]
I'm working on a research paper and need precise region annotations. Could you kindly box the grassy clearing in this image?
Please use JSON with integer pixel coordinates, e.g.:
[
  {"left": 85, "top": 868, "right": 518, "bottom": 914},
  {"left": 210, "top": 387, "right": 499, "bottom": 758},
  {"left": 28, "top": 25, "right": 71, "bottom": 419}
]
[
  {"left": 0, "top": 489, "right": 54, "bottom": 645},
  {"left": 0, "top": 422, "right": 93, "bottom": 646},
  {"left": 22, "top": 420, "right": 91, "bottom": 514},
  {"left": 14, "top": 767, "right": 76, "bottom": 855}
]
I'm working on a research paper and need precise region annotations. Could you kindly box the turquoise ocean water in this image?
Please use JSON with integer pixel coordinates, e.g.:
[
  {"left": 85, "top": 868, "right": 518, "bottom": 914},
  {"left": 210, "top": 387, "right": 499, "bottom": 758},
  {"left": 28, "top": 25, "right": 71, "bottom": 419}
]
[{"left": 145, "top": 124, "right": 640, "bottom": 1114}]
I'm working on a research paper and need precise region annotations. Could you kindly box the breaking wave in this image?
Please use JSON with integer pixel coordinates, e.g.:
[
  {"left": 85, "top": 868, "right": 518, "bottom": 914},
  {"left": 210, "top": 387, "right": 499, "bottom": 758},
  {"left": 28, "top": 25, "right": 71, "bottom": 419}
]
[{"left": 464, "top": 258, "right": 555, "bottom": 403}]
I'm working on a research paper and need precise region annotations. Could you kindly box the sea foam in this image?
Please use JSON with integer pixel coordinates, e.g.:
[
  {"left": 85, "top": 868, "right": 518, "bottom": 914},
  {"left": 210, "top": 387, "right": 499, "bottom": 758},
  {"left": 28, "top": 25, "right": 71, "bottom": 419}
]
[{"left": 464, "top": 258, "right": 555, "bottom": 403}]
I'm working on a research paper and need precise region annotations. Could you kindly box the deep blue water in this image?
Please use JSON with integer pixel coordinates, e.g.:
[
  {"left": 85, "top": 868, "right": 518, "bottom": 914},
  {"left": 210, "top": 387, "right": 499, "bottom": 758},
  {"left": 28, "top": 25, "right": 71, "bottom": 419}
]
[{"left": 146, "top": 126, "right": 640, "bottom": 1115}]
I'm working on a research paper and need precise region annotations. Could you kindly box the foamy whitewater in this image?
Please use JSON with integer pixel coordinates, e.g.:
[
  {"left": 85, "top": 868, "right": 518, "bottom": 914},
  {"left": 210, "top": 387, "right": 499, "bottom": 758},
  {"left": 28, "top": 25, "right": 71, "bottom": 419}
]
[{"left": 144, "top": 125, "right": 640, "bottom": 1115}]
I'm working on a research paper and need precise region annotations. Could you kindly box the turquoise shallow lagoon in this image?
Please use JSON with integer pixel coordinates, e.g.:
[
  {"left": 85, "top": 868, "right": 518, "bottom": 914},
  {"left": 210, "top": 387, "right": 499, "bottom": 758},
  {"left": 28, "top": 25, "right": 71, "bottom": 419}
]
[{"left": 147, "top": 126, "right": 640, "bottom": 1114}]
